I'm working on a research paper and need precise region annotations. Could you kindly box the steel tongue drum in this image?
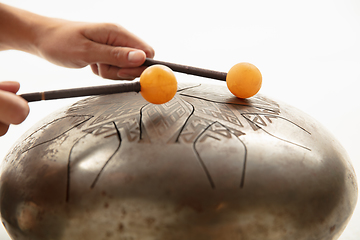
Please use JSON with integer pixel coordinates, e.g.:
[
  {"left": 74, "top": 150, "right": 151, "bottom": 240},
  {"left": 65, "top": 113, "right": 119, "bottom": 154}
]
[{"left": 0, "top": 82, "right": 358, "bottom": 240}]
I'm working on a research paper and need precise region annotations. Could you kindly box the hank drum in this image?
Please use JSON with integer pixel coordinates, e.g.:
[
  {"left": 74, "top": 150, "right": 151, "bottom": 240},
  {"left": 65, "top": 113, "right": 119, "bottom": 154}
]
[{"left": 0, "top": 82, "right": 358, "bottom": 240}]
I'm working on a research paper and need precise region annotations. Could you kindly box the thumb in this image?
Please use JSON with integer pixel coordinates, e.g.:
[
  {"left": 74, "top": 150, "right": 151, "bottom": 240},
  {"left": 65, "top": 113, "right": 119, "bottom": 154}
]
[
  {"left": 86, "top": 43, "right": 146, "bottom": 68},
  {"left": 0, "top": 90, "right": 29, "bottom": 125},
  {"left": 0, "top": 81, "right": 21, "bottom": 94}
]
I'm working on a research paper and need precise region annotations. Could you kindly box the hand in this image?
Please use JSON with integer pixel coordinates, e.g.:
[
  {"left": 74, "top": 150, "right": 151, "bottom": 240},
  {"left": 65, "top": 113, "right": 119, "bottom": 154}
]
[
  {"left": 0, "top": 81, "right": 30, "bottom": 136},
  {"left": 1, "top": 3, "right": 154, "bottom": 80},
  {"left": 36, "top": 20, "right": 155, "bottom": 80}
]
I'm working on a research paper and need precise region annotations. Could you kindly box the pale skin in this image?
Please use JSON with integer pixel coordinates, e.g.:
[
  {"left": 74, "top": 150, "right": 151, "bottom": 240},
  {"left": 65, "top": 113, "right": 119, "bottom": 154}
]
[{"left": 0, "top": 3, "right": 155, "bottom": 136}]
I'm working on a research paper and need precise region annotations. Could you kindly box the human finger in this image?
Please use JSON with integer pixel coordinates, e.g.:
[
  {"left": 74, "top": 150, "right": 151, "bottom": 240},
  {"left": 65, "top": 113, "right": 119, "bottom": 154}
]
[
  {"left": 0, "top": 90, "right": 30, "bottom": 125},
  {"left": 0, "top": 122, "right": 10, "bottom": 136},
  {"left": 82, "top": 23, "right": 155, "bottom": 58},
  {"left": 85, "top": 43, "right": 147, "bottom": 68},
  {"left": 90, "top": 64, "right": 99, "bottom": 76},
  {"left": 117, "top": 66, "right": 147, "bottom": 80},
  {"left": 0, "top": 81, "right": 20, "bottom": 93},
  {"left": 94, "top": 63, "right": 137, "bottom": 80}
]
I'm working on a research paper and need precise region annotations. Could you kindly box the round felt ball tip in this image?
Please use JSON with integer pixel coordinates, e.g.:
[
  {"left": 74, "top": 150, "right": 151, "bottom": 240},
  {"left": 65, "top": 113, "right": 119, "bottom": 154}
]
[
  {"left": 140, "top": 65, "right": 177, "bottom": 104},
  {"left": 226, "top": 62, "right": 262, "bottom": 99}
]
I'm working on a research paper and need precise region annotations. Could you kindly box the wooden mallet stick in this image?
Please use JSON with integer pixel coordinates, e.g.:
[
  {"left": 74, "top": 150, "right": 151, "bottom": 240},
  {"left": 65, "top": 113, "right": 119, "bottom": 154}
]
[
  {"left": 20, "top": 81, "right": 141, "bottom": 102},
  {"left": 142, "top": 58, "right": 227, "bottom": 81}
]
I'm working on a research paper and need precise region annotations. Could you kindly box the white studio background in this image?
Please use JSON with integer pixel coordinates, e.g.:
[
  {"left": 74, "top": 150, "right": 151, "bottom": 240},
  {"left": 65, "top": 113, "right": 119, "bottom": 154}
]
[{"left": 0, "top": 0, "right": 359, "bottom": 239}]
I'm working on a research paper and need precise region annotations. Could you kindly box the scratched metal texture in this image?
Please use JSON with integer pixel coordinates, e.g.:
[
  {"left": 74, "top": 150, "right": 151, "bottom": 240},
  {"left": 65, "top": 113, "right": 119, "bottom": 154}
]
[{"left": 0, "top": 83, "right": 357, "bottom": 240}]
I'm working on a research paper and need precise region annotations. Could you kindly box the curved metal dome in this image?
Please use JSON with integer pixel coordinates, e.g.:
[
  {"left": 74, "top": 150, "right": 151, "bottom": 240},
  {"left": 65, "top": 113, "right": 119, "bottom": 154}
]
[{"left": 1, "top": 82, "right": 357, "bottom": 240}]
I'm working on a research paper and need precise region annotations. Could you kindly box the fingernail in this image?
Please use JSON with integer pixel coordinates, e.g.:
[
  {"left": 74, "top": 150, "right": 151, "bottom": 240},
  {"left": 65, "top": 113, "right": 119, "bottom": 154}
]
[{"left": 128, "top": 50, "right": 145, "bottom": 63}]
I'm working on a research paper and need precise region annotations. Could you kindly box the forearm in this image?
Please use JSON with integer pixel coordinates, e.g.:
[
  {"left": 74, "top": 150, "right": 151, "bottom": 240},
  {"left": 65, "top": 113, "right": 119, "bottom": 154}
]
[{"left": 0, "top": 3, "right": 50, "bottom": 54}]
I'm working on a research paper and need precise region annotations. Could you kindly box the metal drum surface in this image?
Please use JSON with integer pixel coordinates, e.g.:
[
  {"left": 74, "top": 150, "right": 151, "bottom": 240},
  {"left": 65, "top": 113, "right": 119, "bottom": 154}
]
[{"left": 0, "top": 82, "right": 358, "bottom": 240}]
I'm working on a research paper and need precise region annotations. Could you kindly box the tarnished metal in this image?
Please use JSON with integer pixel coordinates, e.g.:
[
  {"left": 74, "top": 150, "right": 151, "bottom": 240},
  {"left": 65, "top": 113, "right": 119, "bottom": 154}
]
[{"left": 0, "top": 82, "right": 358, "bottom": 240}]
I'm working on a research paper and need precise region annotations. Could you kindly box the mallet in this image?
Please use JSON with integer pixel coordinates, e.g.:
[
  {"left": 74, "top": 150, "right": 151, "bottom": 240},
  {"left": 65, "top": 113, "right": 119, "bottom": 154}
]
[
  {"left": 19, "top": 58, "right": 262, "bottom": 104},
  {"left": 143, "top": 58, "right": 262, "bottom": 99}
]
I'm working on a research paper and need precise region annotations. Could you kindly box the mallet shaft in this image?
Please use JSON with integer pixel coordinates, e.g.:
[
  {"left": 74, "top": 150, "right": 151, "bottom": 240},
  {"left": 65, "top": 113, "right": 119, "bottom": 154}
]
[
  {"left": 143, "top": 58, "right": 227, "bottom": 81},
  {"left": 20, "top": 81, "right": 141, "bottom": 102}
]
